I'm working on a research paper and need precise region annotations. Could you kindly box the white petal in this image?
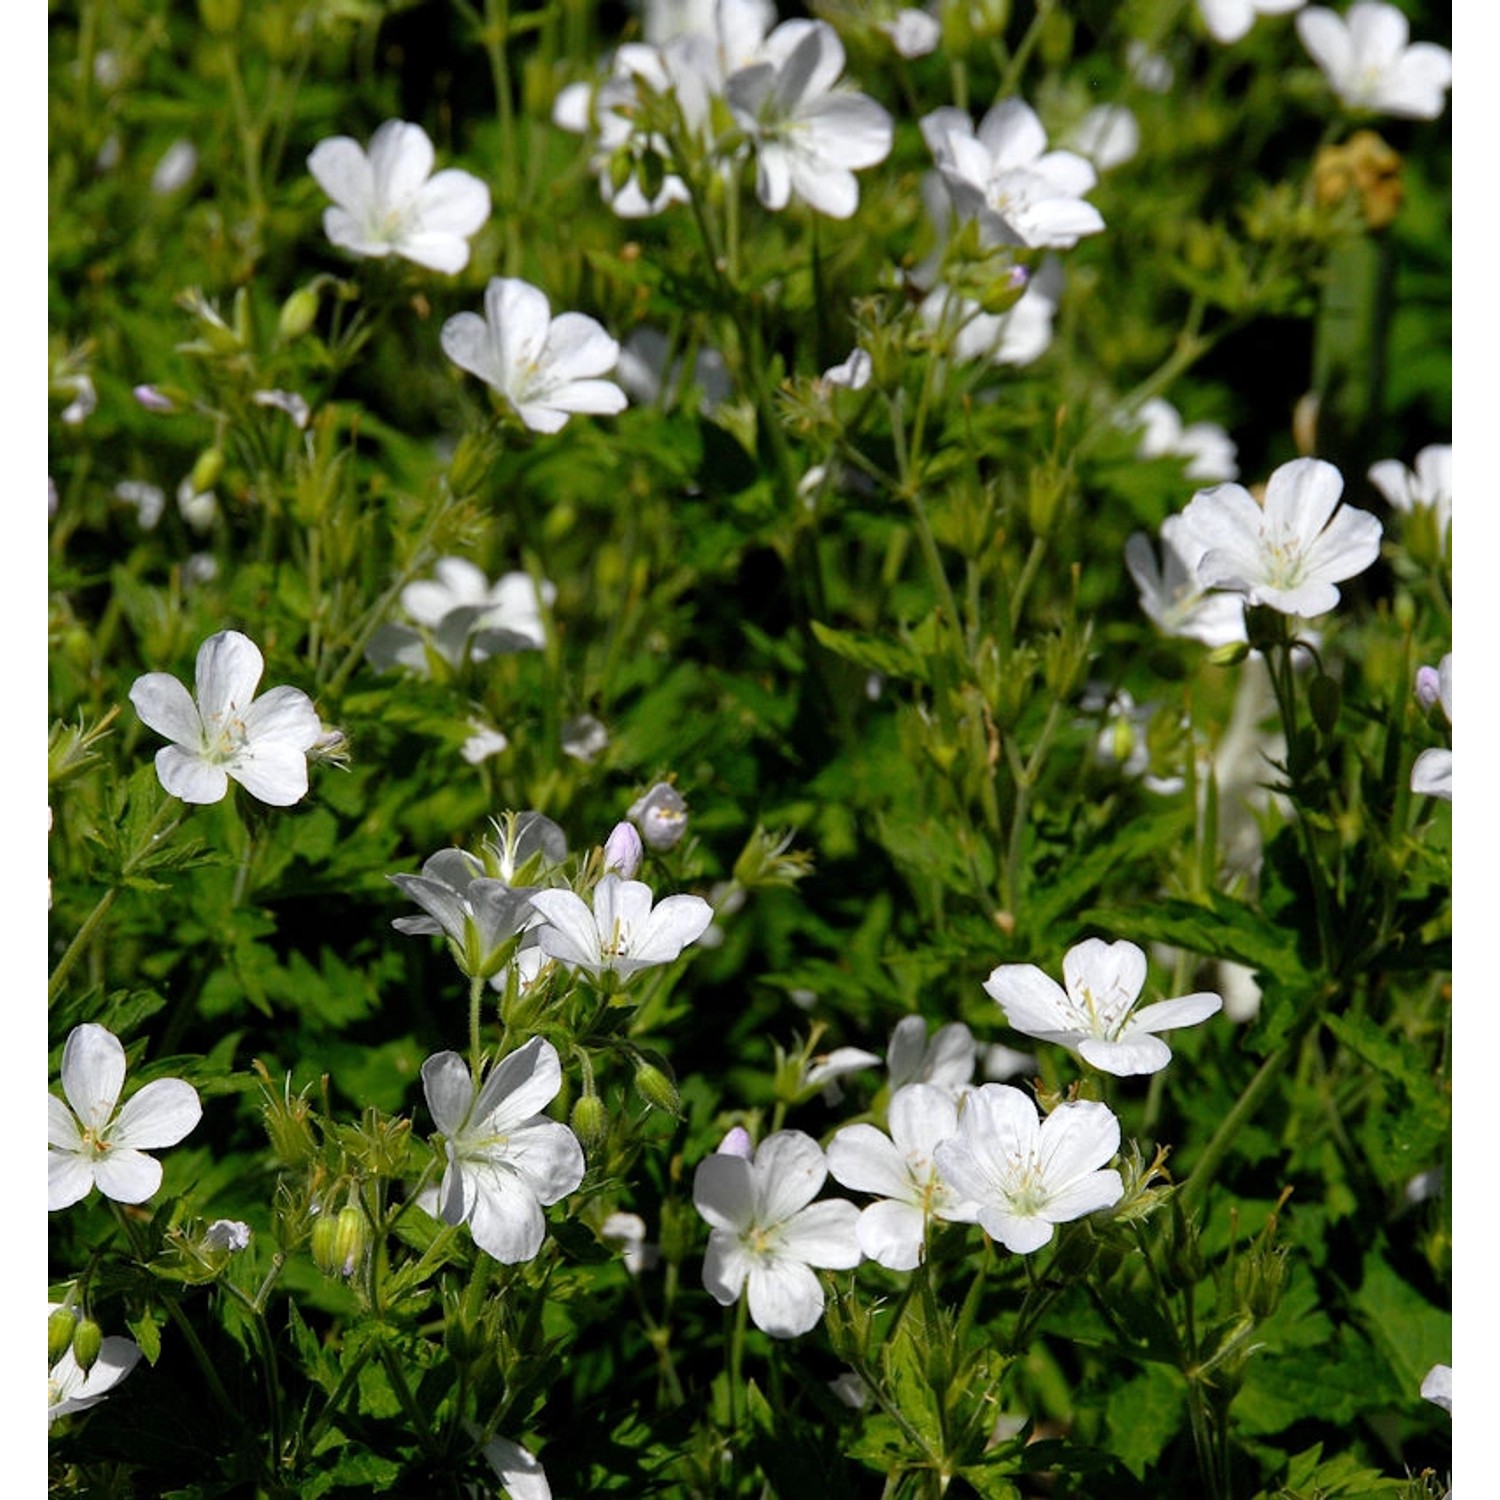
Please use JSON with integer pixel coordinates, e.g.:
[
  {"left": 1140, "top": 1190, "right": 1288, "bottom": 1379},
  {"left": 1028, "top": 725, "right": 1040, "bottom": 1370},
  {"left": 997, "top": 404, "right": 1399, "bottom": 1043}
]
[
  {"left": 702, "top": 1230, "right": 752, "bottom": 1305},
  {"left": 48, "top": 1150, "right": 95, "bottom": 1211},
  {"left": 194, "top": 631, "right": 265, "bottom": 726},
  {"left": 422, "top": 1051, "right": 478, "bottom": 1135},
  {"left": 93, "top": 1147, "right": 165, "bottom": 1204},
  {"left": 694, "top": 1152, "right": 757, "bottom": 1232},
  {"left": 110, "top": 1077, "right": 202, "bottom": 1150},
  {"left": 746, "top": 1255, "right": 826, "bottom": 1337},
  {"left": 307, "top": 136, "right": 374, "bottom": 212},
  {"left": 754, "top": 1130, "right": 828, "bottom": 1223},
  {"left": 857, "top": 1198, "right": 927, "bottom": 1270},
  {"left": 467, "top": 1169, "right": 546, "bottom": 1262},
  {"left": 129, "top": 672, "right": 201, "bottom": 747},
  {"left": 61, "top": 1023, "right": 126, "bottom": 1129},
  {"left": 484, "top": 1436, "right": 552, "bottom": 1500},
  {"left": 156, "top": 746, "right": 230, "bottom": 804},
  {"left": 778, "top": 1199, "right": 862, "bottom": 1269},
  {"left": 228, "top": 742, "right": 312, "bottom": 806}
]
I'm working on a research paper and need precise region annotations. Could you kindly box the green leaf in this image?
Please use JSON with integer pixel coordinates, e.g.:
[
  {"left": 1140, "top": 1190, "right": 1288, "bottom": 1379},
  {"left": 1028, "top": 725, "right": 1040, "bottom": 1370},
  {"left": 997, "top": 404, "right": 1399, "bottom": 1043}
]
[
  {"left": 810, "top": 620, "right": 929, "bottom": 684},
  {"left": 126, "top": 1305, "right": 162, "bottom": 1366},
  {"left": 1103, "top": 1363, "right": 1187, "bottom": 1478}
]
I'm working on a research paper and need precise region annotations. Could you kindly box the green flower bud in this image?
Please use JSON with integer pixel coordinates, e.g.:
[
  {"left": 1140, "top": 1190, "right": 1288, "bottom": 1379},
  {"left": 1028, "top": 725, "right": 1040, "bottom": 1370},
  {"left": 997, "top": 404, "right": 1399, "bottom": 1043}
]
[
  {"left": 71, "top": 1317, "right": 103, "bottom": 1374},
  {"left": 1207, "top": 640, "right": 1251, "bottom": 667},
  {"left": 571, "top": 1092, "right": 609, "bottom": 1149},
  {"left": 1308, "top": 674, "right": 1341, "bottom": 735},
  {"left": 311, "top": 1206, "right": 368, "bottom": 1277},
  {"left": 189, "top": 448, "right": 224, "bottom": 495},
  {"left": 633, "top": 1058, "right": 681, "bottom": 1117},
  {"left": 49, "top": 1306, "right": 78, "bottom": 1365},
  {"left": 198, "top": 0, "right": 241, "bottom": 34},
  {"left": 278, "top": 286, "right": 321, "bottom": 343}
]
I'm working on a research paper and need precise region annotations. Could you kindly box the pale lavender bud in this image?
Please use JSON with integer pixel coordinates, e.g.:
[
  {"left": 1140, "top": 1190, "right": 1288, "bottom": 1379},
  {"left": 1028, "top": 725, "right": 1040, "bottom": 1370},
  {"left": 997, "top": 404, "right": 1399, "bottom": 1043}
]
[
  {"left": 628, "top": 781, "right": 689, "bottom": 850},
  {"left": 203, "top": 1219, "right": 251, "bottom": 1253},
  {"left": 603, "top": 821, "right": 644, "bottom": 879},
  {"left": 1414, "top": 665, "right": 1441, "bottom": 711},
  {"left": 134, "top": 384, "right": 176, "bottom": 413},
  {"left": 717, "top": 1126, "right": 753, "bottom": 1159},
  {"left": 1006, "top": 266, "right": 1030, "bottom": 290}
]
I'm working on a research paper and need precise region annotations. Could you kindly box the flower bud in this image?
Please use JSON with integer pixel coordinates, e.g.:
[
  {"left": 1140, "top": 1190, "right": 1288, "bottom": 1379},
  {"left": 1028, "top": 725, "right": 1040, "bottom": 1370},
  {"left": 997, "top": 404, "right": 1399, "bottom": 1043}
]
[
  {"left": 1206, "top": 640, "right": 1251, "bottom": 667},
  {"left": 198, "top": 0, "right": 241, "bottom": 33},
  {"left": 716, "top": 1125, "right": 752, "bottom": 1159},
  {"left": 602, "top": 821, "right": 643, "bottom": 879},
  {"left": 628, "top": 782, "right": 689, "bottom": 851},
  {"left": 48, "top": 1305, "right": 78, "bottom": 1365},
  {"left": 1308, "top": 674, "right": 1341, "bottom": 735},
  {"left": 189, "top": 447, "right": 225, "bottom": 495},
  {"left": 1414, "top": 665, "right": 1442, "bottom": 712},
  {"left": 133, "top": 384, "right": 177, "bottom": 413},
  {"left": 311, "top": 1205, "right": 368, "bottom": 1277},
  {"left": 71, "top": 1317, "right": 103, "bottom": 1374},
  {"left": 278, "top": 285, "right": 321, "bottom": 343},
  {"left": 570, "top": 1092, "right": 609, "bottom": 1149},
  {"left": 633, "top": 1057, "right": 681, "bottom": 1117}
]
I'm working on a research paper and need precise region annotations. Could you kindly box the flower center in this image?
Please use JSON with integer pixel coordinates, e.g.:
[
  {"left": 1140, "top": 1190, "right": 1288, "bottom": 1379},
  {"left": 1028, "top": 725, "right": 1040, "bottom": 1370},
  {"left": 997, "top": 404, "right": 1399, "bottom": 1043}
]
[{"left": 202, "top": 709, "right": 250, "bottom": 766}]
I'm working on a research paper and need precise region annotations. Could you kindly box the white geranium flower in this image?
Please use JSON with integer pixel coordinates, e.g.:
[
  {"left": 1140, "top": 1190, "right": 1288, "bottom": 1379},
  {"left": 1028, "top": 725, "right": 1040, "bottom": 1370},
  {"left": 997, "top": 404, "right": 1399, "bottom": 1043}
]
[
  {"left": 49, "top": 1024, "right": 203, "bottom": 1210},
  {"left": 1411, "top": 652, "right": 1452, "bottom": 801},
  {"left": 885, "top": 1015, "right": 976, "bottom": 1095},
  {"left": 1420, "top": 1363, "right": 1452, "bottom": 1414},
  {"left": 1368, "top": 444, "right": 1452, "bottom": 542},
  {"left": 307, "top": 119, "right": 491, "bottom": 273},
  {"left": 482, "top": 1435, "right": 552, "bottom": 1500},
  {"left": 401, "top": 558, "right": 553, "bottom": 656},
  {"left": 694, "top": 1129, "right": 862, "bottom": 1337},
  {"left": 527, "top": 874, "right": 713, "bottom": 980},
  {"left": 919, "top": 257, "right": 1066, "bottom": 368},
  {"left": 922, "top": 100, "right": 1103, "bottom": 250},
  {"left": 561, "top": 714, "right": 610, "bottom": 763},
  {"left": 1296, "top": 4, "right": 1452, "bottom": 120},
  {"left": 49, "top": 1333, "right": 142, "bottom": 1425},
  {"left": 421, "top": 1038, "right": 585, "bottom": 1264},
  {"left": 1198, "top": 0, "right": 1305, "bottom": 46},
  {"left": 1125, "top": 514, "right": 1250, "bottom": 648},
  {"left": 822, "top": 348, "right": 872, "bottom": 390},
  {"left": 726, "top": 20, "right": 893, "bottom": 219},
  {"left": 130, "top": 630, "right": 322, "bottom": 806},
  {"left": 628, "top": 782, "right": 690, "bottom": 850},
  {"left": 826, "top": 1084, "right": 980, "bottom": 1269},
  {"left": 933, "top": 1084, "right": 1124, "bottom": 1253},
  {"left": 461, "top": 721, "right": 509, "bottom": 764},
  {"left": 984, "top": 938, "right": 1222, "bottom": 1077},
  {"left": 1130, "top": 398, "right": 1239, "bottom": 482},
  {"left": 881, "top": 9, "right": 942, "bottom": 58},
  {"left": 1064, "top": 105, "right": 1139, "bottom": 172},
  {"left": 389, "top": 848, "right": 539, "bottom": 977},
  {"left": 1177, "top": 457, "right": 1382, "bottom": 618},
  {"left": 442, "top": 277, "right": 627, "bottom": 434}
]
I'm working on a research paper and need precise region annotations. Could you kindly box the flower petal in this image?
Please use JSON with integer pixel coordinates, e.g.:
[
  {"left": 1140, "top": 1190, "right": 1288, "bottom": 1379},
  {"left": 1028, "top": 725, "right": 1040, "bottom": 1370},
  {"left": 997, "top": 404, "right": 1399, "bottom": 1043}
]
[{"left": 111, "top": 1078, "right": 202, "bottom": 1150}]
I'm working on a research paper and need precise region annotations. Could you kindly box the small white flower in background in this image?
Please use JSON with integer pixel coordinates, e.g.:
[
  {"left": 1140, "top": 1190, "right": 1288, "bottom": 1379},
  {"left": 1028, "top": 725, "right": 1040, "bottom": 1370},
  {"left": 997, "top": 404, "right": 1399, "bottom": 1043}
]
[
  {"left": 487, "top": 810, "right": 570, "bottom": 882},
  {"left": 1420, "top": 1363, "right": 1452, "bottom": 1414},
  {"left": 203, "top": 1219, "right": 252, "bottom": 1252},
  {"left": 421, "top": 1038, "right": 585, "bottom": 1264},
  {"left": 985, "top": 938, "right": 1223, "bottom": 1077},
  {"left": 919, "top": 256, "right": 1066, "bottom": 368},
  {"left": 1368, "top": 443, "right": 1451, "bottom": 541},
  {"left": 803, "top": 1045, "right": 883, "bottom": 1104},
  {"left": 1127, "top": 42, "right": 1175, "bottom": 93},
  {"left": 113, "top": 480, "right": 166, "bottom": 529},
  {"left": 49, "top": 1330, "right": 142, "bottom": 1425},
  {"left": 460, "top": 721, "right": 509, "bottom": 765},
  {"left": 694, "top": 1128, "right": 862, "bottom": 1337},
  {"left": 983, "top": 1041, "right": 1039, "bottom": 1081},
  {"left": 829, "top": 1371, "right": 871, "bottom": 1409},
  {"left": 616, "top": 328, "right": 732, "bottom": 412},
  {"left": 176, "top": 476, "right": 218, "bottom": 532},
  {"left": 603, "top": 821, "right": 645, "bottom": 879},
  {"left": 933, "top": 1083, "right": 1124, "bottom": 1253},
  {"left": 49, "top": 1023, "right": 203, "bottom": 1210},
  {"left": 1410, "top": 652, "right": 1451, "bottom": 801},
  {"left": 886, "top": 1015, "right": 976, "bottom": 1095},
  {"left": 401, "top": 557, "right": 553, "bottom": 657},
  {"left": 826, "top": 1083, "right": 980, "bottom": 1270},
  {"left": 880, "top": 8, "right": 942, "bottom": 58},
  {"left": 726, "top": 20, "right": 894, "bottom": 219},
  {"left": 527, "top": 873, "right": 714, "bottom": 980},
  {"left": 1217, "top": 960, "right": 1264, "bottom": 1023},
  {"left": 1126, "top": 514, "right": 1250, "bottom": 648},
  {"left": 184, "top": 553, "right": 219, "bottom": 587},
  {"left": 822, "top": 348, "right": 872, "bottom": 390},
  {"left": 922, "top": 100, "right": 1103, "bottom": 250},
  {"left": 600, "top": 1210, "right": 660, "bottom": 1274},
  {"left": 629, "top": 781, "right": 690, "bottom": 850},
  {"left": 253, "top": 389, "right": 311, "bottom": 429},
  {"left": 482, "top": 1434, "right": 552, "bottom": 1500},
  {"left": 307, "top": 119, "right": 491, "bottom": 273},
  {"left": 443, "top": 277, "right": 627, "bottom": 434},
  {"left": 1297, "top": 3, "right": 1452, "bottom": 120},
  {"left": 1084, "top": 687, "right": 1186, "bottom": 796},
  {"left": 1130, "top": 397, "right": 1239, "bottom": 482},
  {"left": 130, "top": 630, "right": 322, "bottom": 806},
  {"left": 59, "top": 374, "right": 97, "bottom": 426},
  {"left": 1064, "top": 105, "right": 1139, "bottom": 172},
  {"left": 1177, "top": 457, "right": 1382, "bottom": 618},
  {"left": 150, "top": 138, "right": 197, "bottom": 196},
  {"left": 562, "top": 713, "right": 610, "bottom": 763},
  {"left": 134, "top": 384, "right": 176, "bottom": 413},
  {"left": 1198, "top": 0, "right": 1305, "bottom": 47}
]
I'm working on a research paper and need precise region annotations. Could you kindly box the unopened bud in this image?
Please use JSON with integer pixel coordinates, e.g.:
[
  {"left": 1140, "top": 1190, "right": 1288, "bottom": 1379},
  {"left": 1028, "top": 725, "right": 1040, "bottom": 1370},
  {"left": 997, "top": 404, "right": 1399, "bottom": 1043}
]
[
  {"left": 633, "top": 1058, "right": 681, "bottom": 1116},
  {"left": 1207, "top": 640, "right": 1251, "bottom": 667},
  {"left": 570, "top": 1092, "right": 608, "bottom": 1148},
  {"left": 1308, "top": 674, "right": 1341, "bottom": 735},
  {"left": 278, "top": 286, "right": 321, "bottom": 343},
  {"left": 628, "top": 782, "right": 688, "bottom": 851},
  {"left": 71, "top": 1317, "right": 103, "bottom": 1374},
  {"left": 602, "top": 821, "right": 643, "bottom": 878},
  {"left": 311, "top": 1205, "right": 368, "bottom": 1277},
  {"left": 189, "top": 447, "right": 224, "bottom": 495},
  {"left": 716, "top": 1125, "right": 752, "bottom": 1159},
  {"left": 133, "top": 384, "right": 177, "bottom": 413},
  {"left": 49, "top": 1306, "right": 78, "bottom": 1365},
  {"left": 1414, "top": 664, "right": 1441, "bottom": 711}
]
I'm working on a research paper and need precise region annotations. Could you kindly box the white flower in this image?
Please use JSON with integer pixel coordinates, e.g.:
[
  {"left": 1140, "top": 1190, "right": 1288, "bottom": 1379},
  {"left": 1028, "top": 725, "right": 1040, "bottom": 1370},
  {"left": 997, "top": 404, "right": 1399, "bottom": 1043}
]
[
  {"left": 442, "top": 277, "right": 627, "bottom": 434},
  {"left": 389, "top": 848, "right": 539, "bottom": 977},
  {"left": 49, "top": 1024, "right": 203, "bottom": 1210},
  {"left": 933, "top": 1084, "right": 1124, "bottom": 1253},
  {"left": 1130, "top": 398, "right": 1239, "bottom": 482},
  {"left": 628, "top": 782, "right": 690, "bottom": 850},
  {"left": 1420, "top": 1363, "right": 1452, "bottom": 1414},
  {"left": 307, "top": 119, "right": 491, "bottom": 273},
  {"left": 1125, "top": 514, "right": 1250, "bottom": 648},
  {"left": 1411, "top": 652, "right": 1452, "bottom": 801},
  {"left": 726, "top": 20, "right": 893, "bottom": 219},
  {"left": 113, "top": 480, "right": 166, "bottom": 529},
  {"left": 401, "top": 557, "right": 553, "bottom": 655},
  {"left": 461, "top": 721, "right": 509, "bottom": 765},
  {"left": 826, "top": 1084, "right": 980, "bottom": 1269},
  {"left": 252, "top": 388, "right": 311, "bottom": 429},
  {"left": 822, "top": 348, "right": 872, "bottom": 390},
  {"left": 49, "top": 1333, "right": 142, "bottom": 1425},
  {"left": 694, "top": 1129, "right": 862, "bottom": 1337},
  {"left": 1064, "top": 105, "right": 1139, "bottom": 172},
  {"left": 984, "top": 938, "right": 1222, "bottom": 1077},
  {"left": 803, "top": 1045, "right": 883, "bottom": 1103},
  {"left": 600, "top": 1209, "right": 660, "bottom": 1273},
  {"left": 885, "top": 1015, "right": 976, "bottom": 1094},
  {"left": 562, "top": 714, "right": 610, "bottom": 763},
  {"left": 150, "top": 138, "right": 197, "bottom": 196},
  {"left": 527, "top": 874, "right": 714, "bottom": 980},
  {"left": 130, "top": 630, "right": 323, "bottom": 805},
  {"left": 922, "top": 100, "right": 1103, "bottom": 250},
  {"left": 1368, "top": 443, "right": 1452, "bottom": 542},
  {"left": 880, "top": 9, "right": 942, "bottom": 58},
  {"left": 919, "top": 257, "right": 1065, "bottom": 368},
  {"left": 421, "top": 1038, "right": 585, "bottom": 1263},
  {"left": 1177, "top": 457, "right": 1382, "bottom": 618},
  {"left": 1296, "top": 4, "right": 1453, "bottom": 119},
  {"left": 1198, "top": 0, "right": 1305, "bottom": 46},
  {"left": 203, "top": 1219, "right": 252, "bottom": 1252},
  {"left": 482, "top": 1434, "right": 552, "bottom": 1500},
  {"left": 176, "top": 476, "right": 218, "bottom": 531}
]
